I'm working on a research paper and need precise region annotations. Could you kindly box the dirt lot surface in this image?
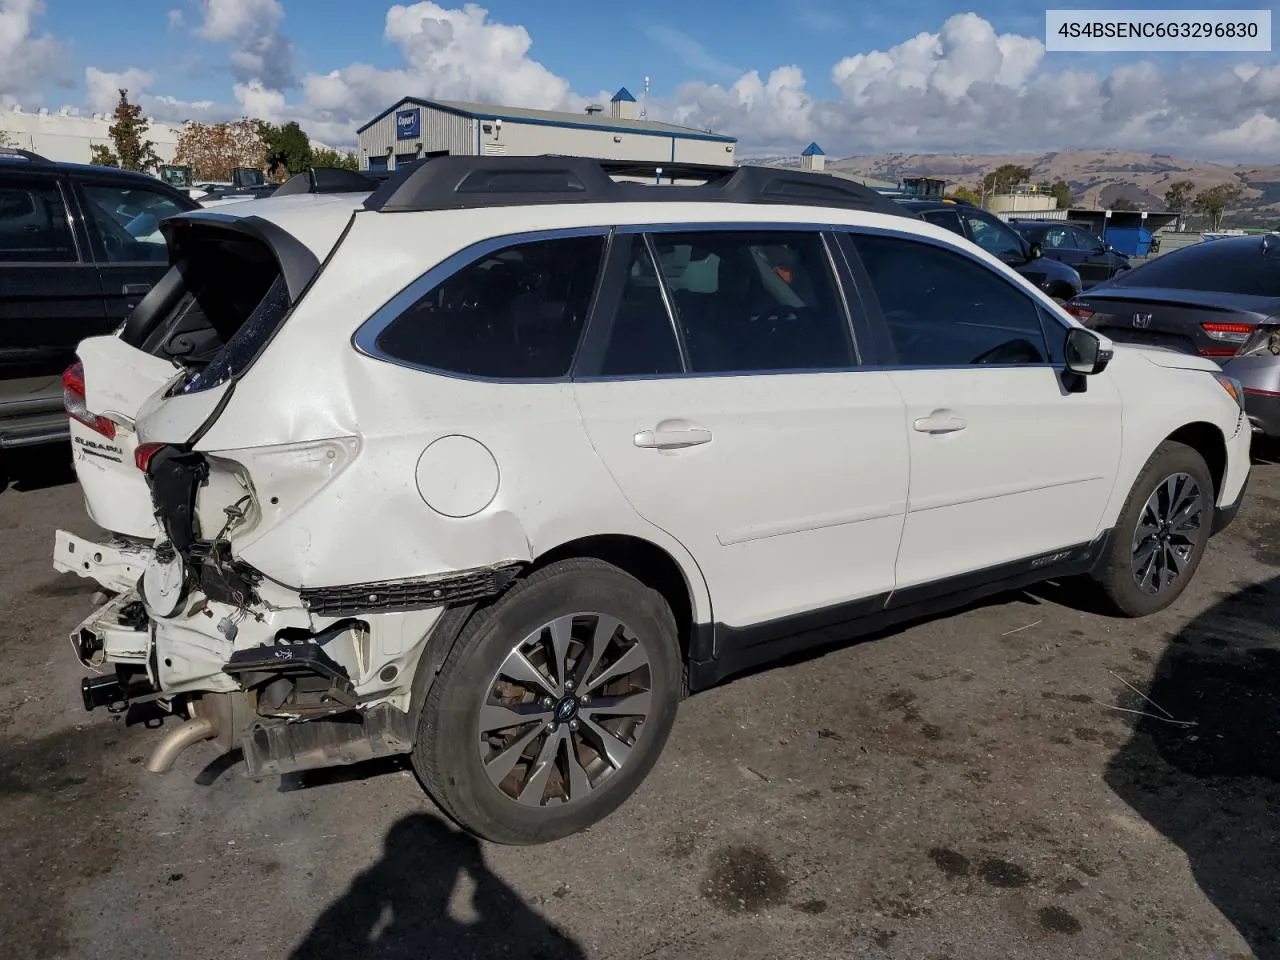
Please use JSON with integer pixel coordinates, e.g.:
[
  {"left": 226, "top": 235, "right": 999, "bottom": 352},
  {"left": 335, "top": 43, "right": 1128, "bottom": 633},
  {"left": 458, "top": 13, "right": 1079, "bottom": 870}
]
[{"left": 2, "top": 446, "right": 1278, "bottom": 960}]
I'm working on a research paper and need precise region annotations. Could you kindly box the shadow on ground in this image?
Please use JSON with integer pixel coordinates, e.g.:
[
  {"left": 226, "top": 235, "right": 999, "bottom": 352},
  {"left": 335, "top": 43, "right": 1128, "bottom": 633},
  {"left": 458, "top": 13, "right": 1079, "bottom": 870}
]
[
  {"left": 0, "top": 446, "right": 75, "bottom": 495},
  {"left": 1106, "top": 575, "right": 1280, "bottom": 959},
  {"left": 289, "top": 813, "right": 584, "bottom": 960}
]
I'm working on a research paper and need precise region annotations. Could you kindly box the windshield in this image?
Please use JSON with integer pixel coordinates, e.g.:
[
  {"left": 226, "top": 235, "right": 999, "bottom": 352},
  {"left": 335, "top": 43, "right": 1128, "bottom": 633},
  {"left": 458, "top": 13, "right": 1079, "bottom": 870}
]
[{"left": 1112, "top": 238, "right": 1280, "bottom": 297}]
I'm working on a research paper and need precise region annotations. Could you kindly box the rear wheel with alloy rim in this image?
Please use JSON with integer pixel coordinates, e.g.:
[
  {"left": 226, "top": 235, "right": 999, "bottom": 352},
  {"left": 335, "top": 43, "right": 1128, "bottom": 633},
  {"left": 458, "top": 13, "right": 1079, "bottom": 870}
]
[
  {"left": 1096, "top": 440, "right": 1215, "bottom": 617},
  {"left": 413, "top": 558, "right": 681, "bottom": 845}
]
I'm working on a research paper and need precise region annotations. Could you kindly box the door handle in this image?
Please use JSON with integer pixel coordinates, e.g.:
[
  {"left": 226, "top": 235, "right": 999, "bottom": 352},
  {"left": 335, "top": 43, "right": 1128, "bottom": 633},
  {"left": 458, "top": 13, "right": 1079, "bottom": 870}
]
[
  {"left": 634, "top": 421, "right": 713, "bottom": 449},
  {"left": 122, "top": 283, "right": 151, "bottom": 296},
  {"left": 913, "top": 413, "right": 967, "bottom": 434}
]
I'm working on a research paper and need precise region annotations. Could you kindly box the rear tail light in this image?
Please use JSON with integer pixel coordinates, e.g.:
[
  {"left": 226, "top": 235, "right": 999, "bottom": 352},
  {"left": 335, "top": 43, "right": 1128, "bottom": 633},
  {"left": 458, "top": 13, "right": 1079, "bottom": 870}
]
[
  {"left": 1244, "top": 387, "right": 1280, "bottom": 398},
  {"left": 1201, "top": 321, "right": 1253, "bottom": 342},
  {"left": 134, "top": 442, "right": 167, "bottom": 473},
  {"left": 62, "top": 362, "right": 116, "bottom": 439},
  {"left": 1199, "top": 347, "right": 1242, "bottom": 358},
  {"left": 1064, "top": 302, "right": 1095, "bottom": 321}
]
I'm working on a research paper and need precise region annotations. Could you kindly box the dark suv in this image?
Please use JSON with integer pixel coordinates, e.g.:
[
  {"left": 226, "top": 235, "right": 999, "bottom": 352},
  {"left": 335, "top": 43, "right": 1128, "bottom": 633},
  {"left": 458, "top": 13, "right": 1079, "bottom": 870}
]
[
  {"left": 0, "top": 149, "right": 199, "bottom": 450},
  {"left": 898, "top": 199, "right": 1083, "bottom": 303},
  {"left": 1008, "top": 220, "right": 1131, "bottom": 288}
]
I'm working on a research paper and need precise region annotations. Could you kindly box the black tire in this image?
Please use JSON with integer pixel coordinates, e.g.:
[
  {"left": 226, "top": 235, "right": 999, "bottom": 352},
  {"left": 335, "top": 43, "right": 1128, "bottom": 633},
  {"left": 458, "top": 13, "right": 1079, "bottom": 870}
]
[
  {"left": 412, "top": 558, "right": 681, "bottom": 845},
  {"left": 1093, "top": 440, "right": 1215, "bottom": 617}
]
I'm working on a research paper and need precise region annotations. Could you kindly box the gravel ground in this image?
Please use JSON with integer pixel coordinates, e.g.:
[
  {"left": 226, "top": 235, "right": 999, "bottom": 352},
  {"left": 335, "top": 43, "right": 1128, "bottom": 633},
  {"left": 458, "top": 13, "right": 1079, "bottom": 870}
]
[{"left": 1, "top": 445, "right": 1277, "bottom": 960}]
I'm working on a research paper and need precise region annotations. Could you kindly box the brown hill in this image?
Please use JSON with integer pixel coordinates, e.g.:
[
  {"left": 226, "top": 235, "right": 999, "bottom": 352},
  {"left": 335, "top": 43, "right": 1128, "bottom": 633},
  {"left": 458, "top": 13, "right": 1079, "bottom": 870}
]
[{"left": 757, "top": 149, "right": 1280, "bottom": 222}]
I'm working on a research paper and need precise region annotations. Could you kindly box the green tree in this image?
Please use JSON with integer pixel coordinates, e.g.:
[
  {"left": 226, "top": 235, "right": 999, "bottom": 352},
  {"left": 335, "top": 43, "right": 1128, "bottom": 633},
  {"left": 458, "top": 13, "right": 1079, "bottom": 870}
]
[
  {"left": 1049, "top": 179, "right": 1073, "bottom": 209},
  {"left": 1163, "top": 179, "right": 1195, "bottom": 213},
  {"left": 981, "top": 163, "right": 1032, "bottom": 198},
  {"left": 89, "top": 143, "right": 119, "bottom": 166},
  {"left": 105, "top": 89, "right": 161, "bottom": 173},
  {"left": 946, "top": 185, "right": 981, "bottom": 204},
  {"left": 1110, "top": 196, "right": 1138, "bottom": 211},
  {"left": 1192, "top": 183, "right": 1243, "bottom": 231},
  {"left": 257, "top": 120, "right": 313, "bottom": 177},
  {"left": 310, "top": 147, "right": 359, "bottom": 171}
]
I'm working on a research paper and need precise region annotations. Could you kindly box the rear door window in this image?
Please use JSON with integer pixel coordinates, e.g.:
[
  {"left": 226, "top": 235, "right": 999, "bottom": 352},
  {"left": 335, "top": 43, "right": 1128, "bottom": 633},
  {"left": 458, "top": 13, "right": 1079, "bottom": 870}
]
[
  {"left": 0, "top": 179, "right": 77, "bottom": 262},
  {"left": 647, "top": 230, "right": 855, "bottom": 374},
  {"left": 374, "top": 234, "right": 606, "bottom": 379},
  {"left": 597, "top": 235, "right": 684, "bottom": 377}
]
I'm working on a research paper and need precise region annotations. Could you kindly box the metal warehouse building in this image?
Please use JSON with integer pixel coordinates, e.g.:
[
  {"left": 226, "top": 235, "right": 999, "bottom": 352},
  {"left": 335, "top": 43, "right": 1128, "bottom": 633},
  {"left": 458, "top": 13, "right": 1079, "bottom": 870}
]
[{"left": 356, "top": 88, "right": 737, "bottom": 171}]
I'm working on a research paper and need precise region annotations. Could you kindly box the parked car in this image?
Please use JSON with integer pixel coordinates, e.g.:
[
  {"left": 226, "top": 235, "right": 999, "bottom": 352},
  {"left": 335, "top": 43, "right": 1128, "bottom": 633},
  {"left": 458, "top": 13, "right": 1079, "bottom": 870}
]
[
  {"left": 897, "top": 199, "right": 1083, "bottom": 302},
  {"left": 0, "top": 148, "right": 199, "bottom": 450},
  {"left": 1009, "top": 220, "right": 1132, "bottom": 288},
  {"left": 1064, "top": 234, "right": 1280, "bottom": 367},
  {"left": 54, "top": 156, "right": 1250, "bottom": 845}
]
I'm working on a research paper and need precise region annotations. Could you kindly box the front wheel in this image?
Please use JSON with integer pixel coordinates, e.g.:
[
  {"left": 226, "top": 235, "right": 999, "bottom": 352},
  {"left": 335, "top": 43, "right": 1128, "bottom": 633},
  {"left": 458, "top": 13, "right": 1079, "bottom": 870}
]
[
  {"left": 1094, "top": 441, "right": 1215, "bottom": 617},
  {"left": 413, "top": 558, "right": 682, "bottom": 845}
]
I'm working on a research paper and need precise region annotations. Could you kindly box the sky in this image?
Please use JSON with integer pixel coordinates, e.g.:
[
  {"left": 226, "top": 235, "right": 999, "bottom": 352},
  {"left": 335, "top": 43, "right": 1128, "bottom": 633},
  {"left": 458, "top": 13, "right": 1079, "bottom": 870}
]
[{"left": 2, "top": 0, "right": 1279, "bottom": 160}]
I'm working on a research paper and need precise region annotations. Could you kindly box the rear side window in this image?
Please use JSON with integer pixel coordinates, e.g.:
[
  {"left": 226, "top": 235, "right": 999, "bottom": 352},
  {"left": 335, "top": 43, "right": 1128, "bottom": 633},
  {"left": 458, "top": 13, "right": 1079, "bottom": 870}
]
[
  {"left": 648, "top": 230, "right": 855, "bottom": 374},
  {"left": 376, "top": 235, "right": 606, "bottom": 379},
  {"left": 1112, "top": 240, "right": 1280, "bottom": 297},
  {"left": 849, "top": 232, "right": 1049, "bottom": 366},
  {"left": 0, "top": 180, "right": 76, "bottom": 263}
]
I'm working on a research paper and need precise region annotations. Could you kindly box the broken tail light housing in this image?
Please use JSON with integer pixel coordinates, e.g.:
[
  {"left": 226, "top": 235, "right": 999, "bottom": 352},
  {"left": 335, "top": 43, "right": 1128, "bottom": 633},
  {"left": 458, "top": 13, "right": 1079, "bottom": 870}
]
[
  {"left": 62, "top": 362, "right": 116, "bottom": 440},
  {"left": 134, "top": 442, "right": 168, "bottom": 473}
]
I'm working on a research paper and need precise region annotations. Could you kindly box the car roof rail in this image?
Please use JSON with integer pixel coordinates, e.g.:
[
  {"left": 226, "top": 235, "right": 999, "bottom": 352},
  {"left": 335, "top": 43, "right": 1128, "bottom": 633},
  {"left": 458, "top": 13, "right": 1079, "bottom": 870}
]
[
  {"left": 362, "top": 153, "right": 915, "bottom": 219},
  {"left": 272, "top": 166, "right": 385, "bottom": 197},
  {"left": 0, "top": 146, "right": 51, "bottom": 163}
]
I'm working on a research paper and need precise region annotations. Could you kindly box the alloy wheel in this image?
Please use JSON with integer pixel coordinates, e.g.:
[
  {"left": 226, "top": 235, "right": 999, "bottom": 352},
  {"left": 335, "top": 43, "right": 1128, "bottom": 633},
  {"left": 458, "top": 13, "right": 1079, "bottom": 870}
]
[
  {"left": 1131, "top": 472, "right": 1203, "bottom": 595},
  {"left": 478, "top": 613, "right": 652, "bottom": 807}
]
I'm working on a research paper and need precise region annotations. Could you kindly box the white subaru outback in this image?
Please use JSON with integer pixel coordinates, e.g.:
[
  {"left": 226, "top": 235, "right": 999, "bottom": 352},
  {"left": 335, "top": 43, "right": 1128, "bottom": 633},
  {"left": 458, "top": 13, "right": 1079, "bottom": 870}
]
[{"left": 54, "top": 157, "right": 1251, "bottom": 845}]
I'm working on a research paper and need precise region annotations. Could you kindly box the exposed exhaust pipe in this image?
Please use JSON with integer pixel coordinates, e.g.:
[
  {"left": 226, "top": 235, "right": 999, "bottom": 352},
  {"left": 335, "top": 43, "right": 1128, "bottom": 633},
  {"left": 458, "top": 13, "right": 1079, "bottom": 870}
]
[{"left": 146, "top": 702, "right": 220, "bottom": 774}]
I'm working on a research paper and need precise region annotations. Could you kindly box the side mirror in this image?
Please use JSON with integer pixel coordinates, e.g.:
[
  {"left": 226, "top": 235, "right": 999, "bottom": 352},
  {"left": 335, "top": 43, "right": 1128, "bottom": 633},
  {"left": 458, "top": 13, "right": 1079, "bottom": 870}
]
[
  {"left": 1064, "top": 327, "right": 1113, "bottom": 376},
  {"left": 1028, "top": 242, "right": 1043, "bottom": 260}
]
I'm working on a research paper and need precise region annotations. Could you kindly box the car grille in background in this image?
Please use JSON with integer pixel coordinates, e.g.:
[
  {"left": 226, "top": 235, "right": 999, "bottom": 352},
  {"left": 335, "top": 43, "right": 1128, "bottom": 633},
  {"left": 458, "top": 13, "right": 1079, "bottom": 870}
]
[{"left": 300, "top": 562, "right": 524, "bottom": 616}]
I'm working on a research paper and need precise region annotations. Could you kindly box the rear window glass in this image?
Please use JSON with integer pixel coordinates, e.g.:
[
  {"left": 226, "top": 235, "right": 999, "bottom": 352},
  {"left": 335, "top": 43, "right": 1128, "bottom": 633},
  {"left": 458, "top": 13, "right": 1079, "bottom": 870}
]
[
  {"left": 0, "top": 181, "right": 76, "bottom": 263},
  {"left": 1113, "top": 240, "right": 1280, "bottom": 297},
  {"left": 375, "top": 234, "right": 605, "bottom": 379}
]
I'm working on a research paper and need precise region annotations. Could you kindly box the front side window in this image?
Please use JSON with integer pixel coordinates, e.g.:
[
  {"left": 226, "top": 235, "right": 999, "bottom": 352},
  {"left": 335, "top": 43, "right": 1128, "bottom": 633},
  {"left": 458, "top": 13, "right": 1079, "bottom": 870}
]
[
  {"left": 0, "top": 180, "right": 75, "bottom": 263},
  {"left": 1071, "top": 227, "right": 1104, "bottom": 252},
  {"left": 648, "top": 230, "right": 855, "bottom": 373},
  {"left": 80, "top": 183, "right": 185, "bottom": 263},
  {"left": 1042, "top": 227, "right": 1074, "bottom": 250},
  {"left": 375, "top": 234, "right": 606, "bottom": 379},
  {"left": 849, "top": 232, "right": 1050, "bottom": 367},
  {"left": 960, "top": 210, "right": 1026, "bottom": 262}
]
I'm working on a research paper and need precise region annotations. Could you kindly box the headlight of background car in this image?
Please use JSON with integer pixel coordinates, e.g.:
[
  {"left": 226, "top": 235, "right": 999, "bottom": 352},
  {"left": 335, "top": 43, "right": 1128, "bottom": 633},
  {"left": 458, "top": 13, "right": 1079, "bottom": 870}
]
[{"left": 1214, "top": 373, "right": 1247, "bottom": 412}]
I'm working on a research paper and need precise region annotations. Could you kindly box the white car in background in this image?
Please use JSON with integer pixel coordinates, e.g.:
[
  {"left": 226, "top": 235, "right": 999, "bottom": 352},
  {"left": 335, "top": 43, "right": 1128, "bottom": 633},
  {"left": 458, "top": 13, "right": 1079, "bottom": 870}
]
[{"left": 54, "top": 156, "right": 1251, "bottom": 845}]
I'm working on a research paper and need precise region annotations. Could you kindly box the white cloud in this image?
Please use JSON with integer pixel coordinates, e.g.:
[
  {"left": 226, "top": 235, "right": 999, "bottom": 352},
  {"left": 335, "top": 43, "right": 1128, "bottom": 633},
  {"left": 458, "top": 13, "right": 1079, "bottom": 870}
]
[
  {"left": 195, "top": 0, "right": 295, "bottom": 89},
  {"left": 0, "top": 0, "right": 68, "bottom": 107},
  {"left": 167, "top": 8, "right": 185, "bottom": 29},
  {"left": 197, "top": 0, "right": 281, "bottom": 41},
  {"left": 84, "top": 66, "right": 158, "bottom": 114}
]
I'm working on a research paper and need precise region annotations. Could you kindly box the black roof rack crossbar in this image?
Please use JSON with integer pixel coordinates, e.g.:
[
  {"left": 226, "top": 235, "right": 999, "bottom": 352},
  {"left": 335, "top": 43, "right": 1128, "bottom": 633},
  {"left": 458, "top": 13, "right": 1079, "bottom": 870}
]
[
  {"left": 0, "top": 147, "right": 50, "bottom": 163},
  {"left": 361, "top": 154, "right": 914, "bottom": 219},
  {"left": 272, "top": 166, "right": 385, "bottom": 197}
]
